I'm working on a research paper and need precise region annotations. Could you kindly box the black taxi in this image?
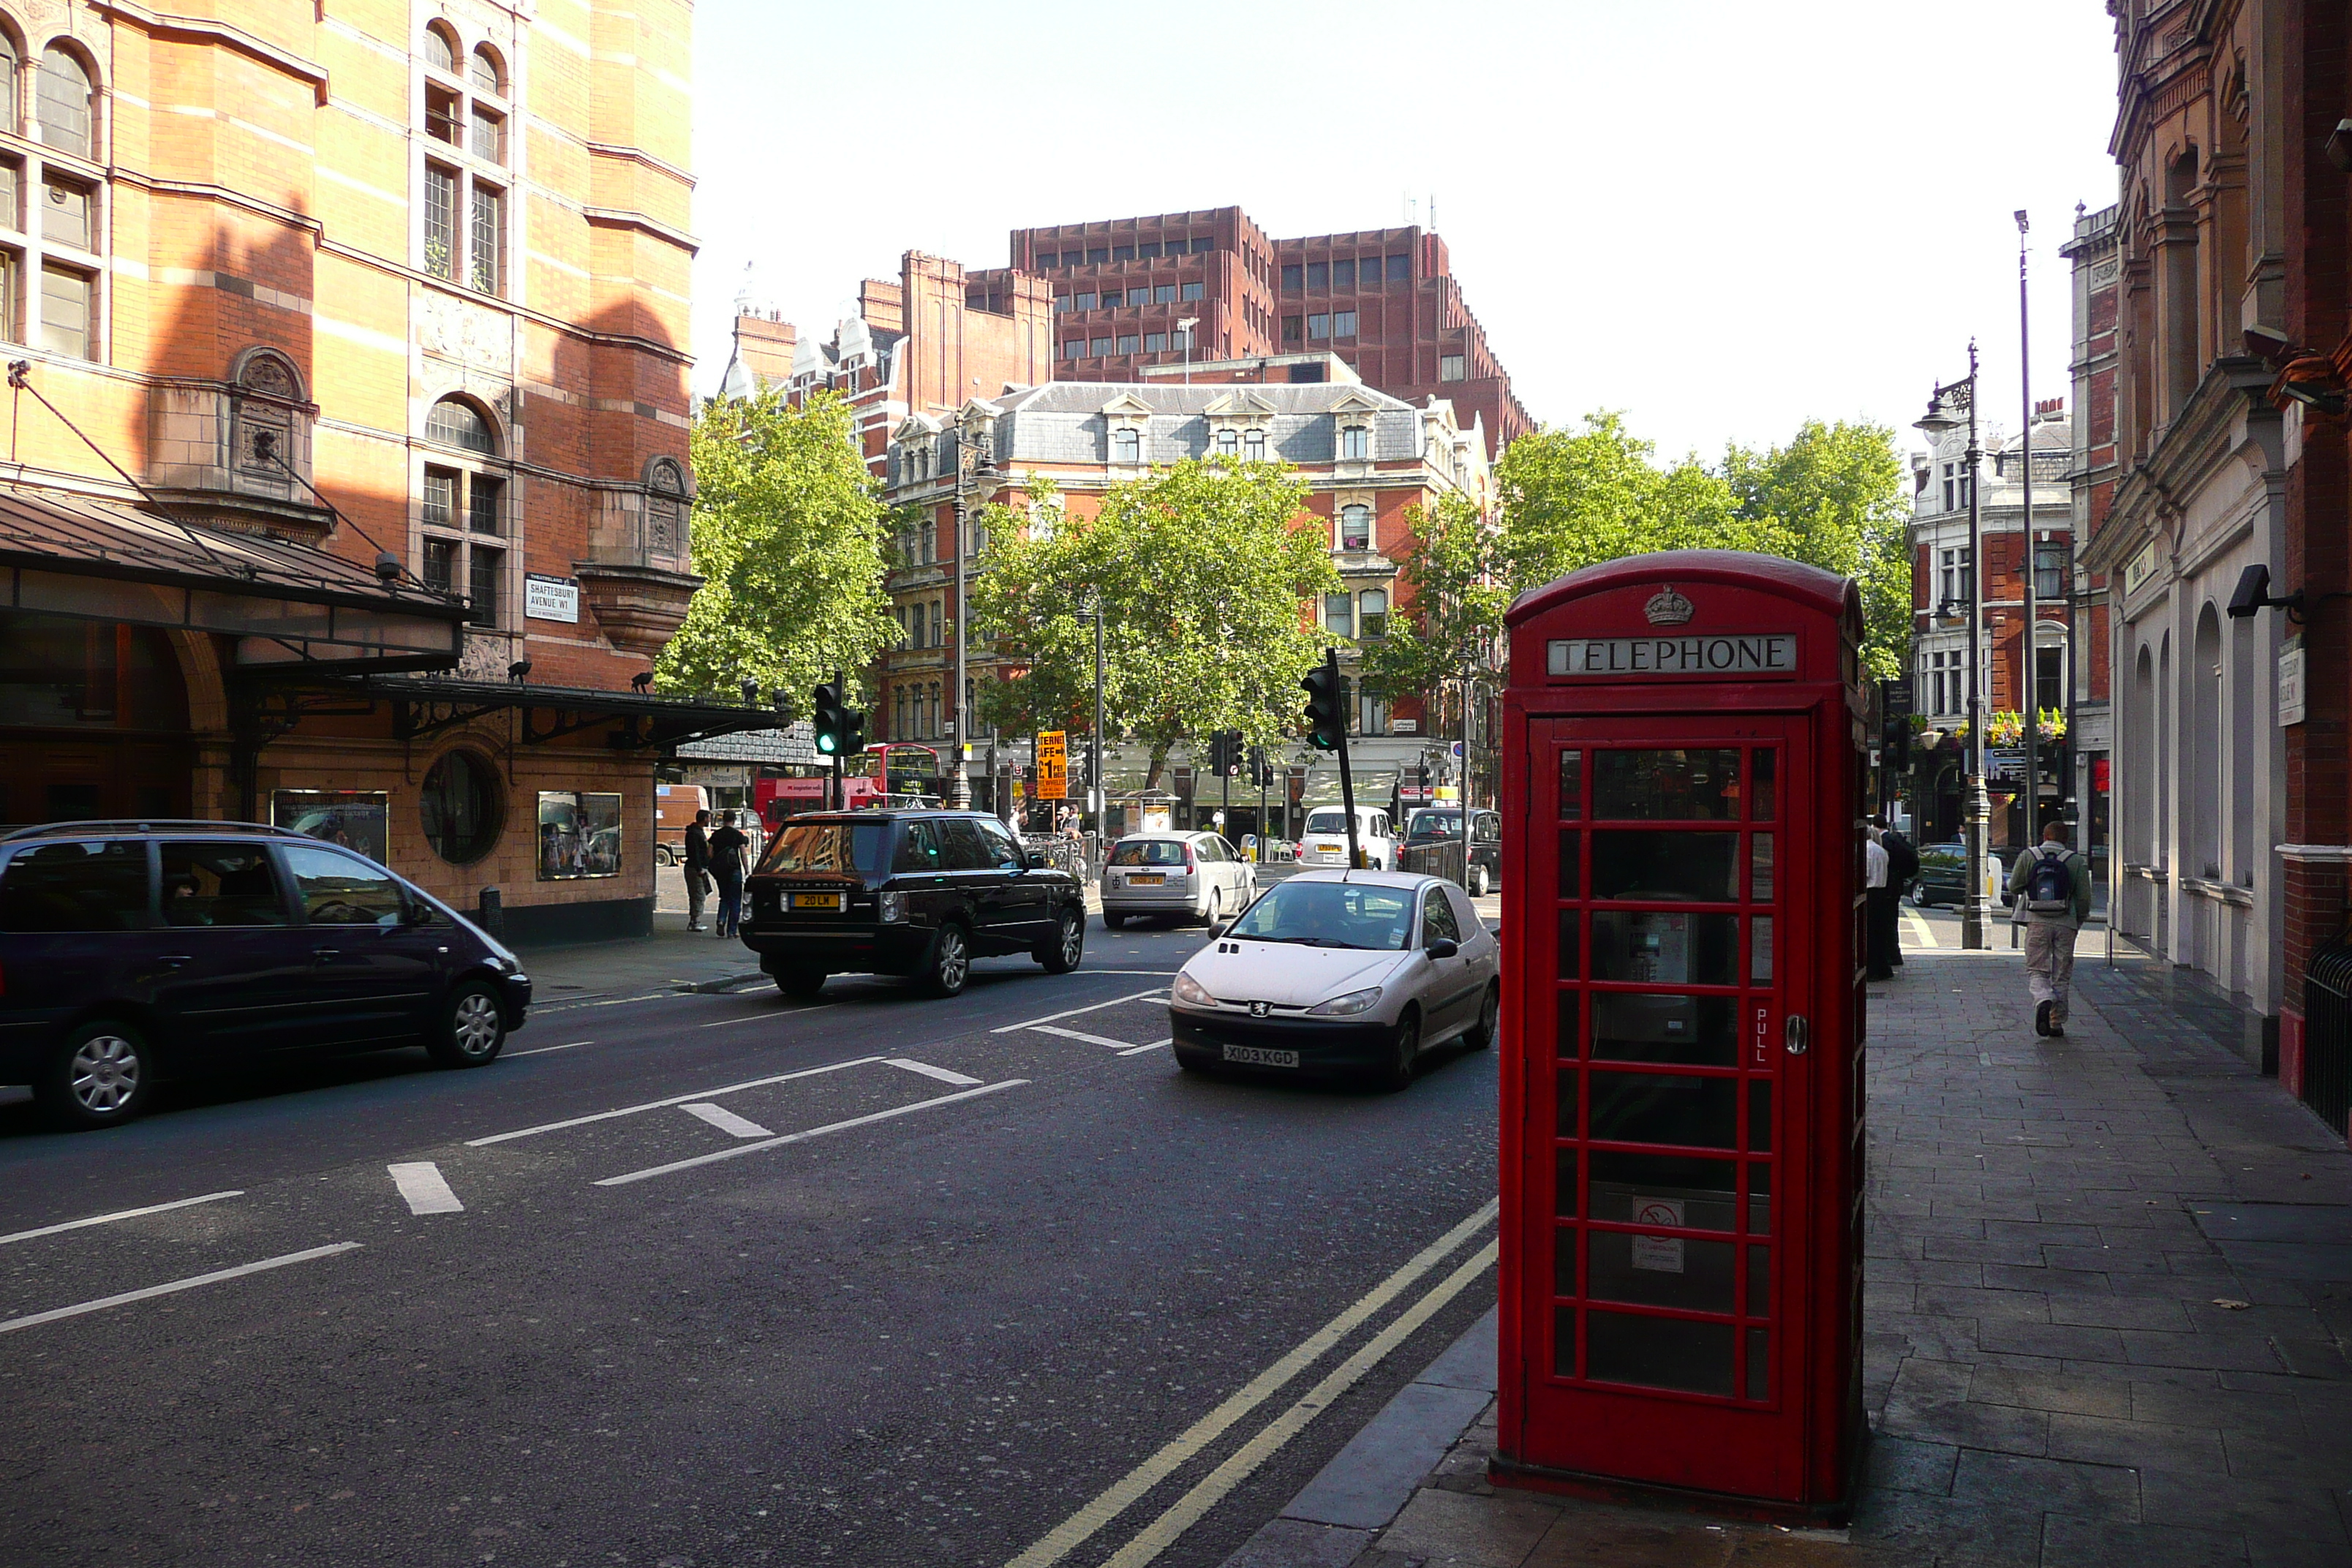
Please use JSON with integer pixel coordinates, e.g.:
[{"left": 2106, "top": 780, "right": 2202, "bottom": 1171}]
[{"left": 739, "top": 810, "right": 1088, "bottom": 998}]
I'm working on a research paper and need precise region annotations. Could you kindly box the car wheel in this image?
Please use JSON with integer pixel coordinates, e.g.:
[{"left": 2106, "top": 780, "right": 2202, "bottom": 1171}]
[
  {"left": 777, "top": 967, "right": 827, "bottom": 999},
  {"left": 1201, "top": 888, "right": 1221, "bottom": 927},
  {"left": 427, "top": 982, "right": 507, "bottom": 1068},
  {"left": 37, "top": 1020, "right": 154, "bottom": 1130},
  {"left": 1467, "top": 864, "right": 1490, "bottom": 897},
  {"left": 1102, "top": 911, "right": 1126, "bottom": 930},
  {"left": 655, "top": 844, "right": 676, "bottom": 867},
  {"left": 1376, "top": 1009, "right": 1421, "bottom": 1092},
  {"left": 1039, "top": 908, "right": 1085, "bottom": 973},
  {"left": 924, "top": 923, "right": 971, "bottom": 998},
  {"left": 1465, "top": 984, "right": 1500, "bottom": 1050}
]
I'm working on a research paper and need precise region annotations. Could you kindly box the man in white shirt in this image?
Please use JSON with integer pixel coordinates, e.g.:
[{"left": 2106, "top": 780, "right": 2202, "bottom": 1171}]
[{"left": 1864, "top": 826, "right": 1896, "bottom": 980}]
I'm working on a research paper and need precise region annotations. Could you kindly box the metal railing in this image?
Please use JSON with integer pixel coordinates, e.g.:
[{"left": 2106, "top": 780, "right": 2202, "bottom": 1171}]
[
  {"left": 1023, "top": 834, "right": 1095, "bottom": 883},
  {"left": 2303, "top": 935, "right": 2352, "bottom": 1135}
]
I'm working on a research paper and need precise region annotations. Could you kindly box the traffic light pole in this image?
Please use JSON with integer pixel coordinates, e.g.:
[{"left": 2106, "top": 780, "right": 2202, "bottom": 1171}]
[{"left": 1336, "top": 723, "right": 1361, "bottom": 870}]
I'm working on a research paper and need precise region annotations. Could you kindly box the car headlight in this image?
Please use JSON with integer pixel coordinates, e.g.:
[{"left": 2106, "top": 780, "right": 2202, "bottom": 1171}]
[
  {"left": 1307, "top": 986, "right": 1382, "bottom": 1017},
  {"left": 877, "top": 889, "right": 908, "bottom": 924},
  {"left": 1171, "top": 972, "right": 1215, "bottom": 1008}
]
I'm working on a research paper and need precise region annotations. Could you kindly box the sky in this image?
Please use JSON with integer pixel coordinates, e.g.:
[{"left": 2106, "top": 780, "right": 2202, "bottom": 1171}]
[{"left": 689, "top": 1, "right": 2122, "bottom": 466}]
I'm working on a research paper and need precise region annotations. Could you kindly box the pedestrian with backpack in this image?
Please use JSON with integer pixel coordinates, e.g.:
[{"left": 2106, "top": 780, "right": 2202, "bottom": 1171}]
[{"left": 2007, "top": 819, "right": 2092, "bottom": 1036}]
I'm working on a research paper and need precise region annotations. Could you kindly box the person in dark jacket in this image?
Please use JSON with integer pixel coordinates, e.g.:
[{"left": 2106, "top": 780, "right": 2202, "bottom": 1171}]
[
  {"left": 1880, "top": 818, "right": 1921, "bottom": 968},
  {"left": 708, "top": 810, "right": 750, "bottom": 939},
  {"left": 683, "top": 809, "right": 712, "bottom": 932}
]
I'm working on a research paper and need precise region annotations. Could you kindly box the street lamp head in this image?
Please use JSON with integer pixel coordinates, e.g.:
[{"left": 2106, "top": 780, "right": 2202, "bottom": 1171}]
[{"left": 1914, "top": 399, "right": 1957, "bottom": 437}]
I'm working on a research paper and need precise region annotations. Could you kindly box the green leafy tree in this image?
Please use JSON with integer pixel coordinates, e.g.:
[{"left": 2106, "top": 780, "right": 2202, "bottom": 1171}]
[
  {"left": 1360, "top": 492, "right": 1510, "bottom": 741},
  {"left": 657, "top": 389, "right": 897, "bottom": 704},
  {"left": 970, "top": 461, "right": 1339, "bottom": 788},
  {"left": 1719, "top": 419, "right": 1912, "bottom": 679}
]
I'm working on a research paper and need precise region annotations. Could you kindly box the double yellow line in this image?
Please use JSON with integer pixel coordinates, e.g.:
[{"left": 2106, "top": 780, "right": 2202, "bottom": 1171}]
[{"left": 1005, "top": 1197, "right": 1500, "bottom": 1568}]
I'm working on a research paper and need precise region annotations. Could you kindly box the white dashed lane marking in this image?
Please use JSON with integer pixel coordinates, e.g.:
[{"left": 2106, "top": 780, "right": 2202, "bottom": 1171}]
[
  {"left": 387, "top": 1162, "right": 464, "bottom": 1215},
  {"left": 1031, "top": 1024, "right": 1140, "bottom": 1050},
  {"left": 886, "top": 1059, "right": 984, "bottom": 1087},
  {"left": 0, "top": 1243, "right": 363, "bottom": 1335},
  {"left": 594, "top": 1081, "right": 1028, "bottom": 1188},
  {"left": 680, "top": 1102, "right": 774, "bottom": 1139},
  {"left": 0, "top": 1191, "right": 243, "bottom": 1248}
]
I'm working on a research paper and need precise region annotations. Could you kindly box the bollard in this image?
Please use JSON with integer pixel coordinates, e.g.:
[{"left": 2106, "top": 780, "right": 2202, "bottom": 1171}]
[{"left": 477, "top": 886, "right": 504, "bottom": 940}]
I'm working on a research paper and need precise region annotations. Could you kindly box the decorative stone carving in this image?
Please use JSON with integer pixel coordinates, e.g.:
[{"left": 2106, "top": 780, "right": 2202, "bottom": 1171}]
[{"left": 419, "top": 291, "right": 514, "bottom": 372}]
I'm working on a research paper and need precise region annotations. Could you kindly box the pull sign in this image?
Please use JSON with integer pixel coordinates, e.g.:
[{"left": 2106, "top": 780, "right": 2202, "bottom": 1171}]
[
  {"left": 1786, "top": 1015, "right": 1811, "bottom": 1056},
  {"left": 1753, "top": 1006, "right": 1771, "bottom": 1067}
]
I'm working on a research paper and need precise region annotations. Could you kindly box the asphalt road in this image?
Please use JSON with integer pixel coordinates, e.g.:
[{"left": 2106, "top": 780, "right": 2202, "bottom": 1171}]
[{"left": 0, "top": 916, "right": 1499, "bottom": 1568}]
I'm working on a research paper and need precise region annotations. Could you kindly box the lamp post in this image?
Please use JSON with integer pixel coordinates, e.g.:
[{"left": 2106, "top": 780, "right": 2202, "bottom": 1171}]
[
  {"left": 1918, "top": 345, "right": 1991, "bottom": 950},
  {"left": 2016, "top": 211, "right": 2038, "bottom": 850},
  {"left": 1078, "top": 602, "right": 1107, "bottom": 843},
  {"left": 947, "top": 406, "right": 994, "bottom": 809},
  {"left": 1178, "top": 316, "right": 1199, "bottom": 386}
]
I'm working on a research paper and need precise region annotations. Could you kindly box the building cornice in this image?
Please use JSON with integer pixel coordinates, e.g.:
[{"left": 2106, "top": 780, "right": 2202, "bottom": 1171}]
[
  {"left": 95, "top": 2, "right": 331, "bottom": 105},
  {"left": 2087, "top": 356, "right": 2277, "bottom": 575}
]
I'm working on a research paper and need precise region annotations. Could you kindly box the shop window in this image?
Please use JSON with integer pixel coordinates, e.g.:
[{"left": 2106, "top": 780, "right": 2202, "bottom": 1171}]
[
  {"left": 537, "top": 791, "right": 623, "bottom": 879},
  {"left": 35, "top": 48, "right": 92, "bottom": 160},
  {"left": 271, "top": 791, "right": 391, "bottom": 865},
  {"left": 38, "top": 263, "right": 88, "bottom": 358}
]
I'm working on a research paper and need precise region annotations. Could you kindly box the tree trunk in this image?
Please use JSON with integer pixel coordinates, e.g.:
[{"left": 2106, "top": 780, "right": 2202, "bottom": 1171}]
[{"left": 1142, "top": 737, "right": 1172, "bottom": 794}]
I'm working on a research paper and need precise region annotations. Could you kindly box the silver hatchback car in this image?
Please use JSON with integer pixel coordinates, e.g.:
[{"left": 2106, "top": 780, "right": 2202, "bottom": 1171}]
[{"left": 1100, "top": 832, "right": 1256, "bottom": 930}]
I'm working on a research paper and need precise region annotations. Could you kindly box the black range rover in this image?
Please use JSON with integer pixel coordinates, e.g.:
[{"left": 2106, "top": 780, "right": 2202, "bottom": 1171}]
[{"left": 739, "top": 811, "right": 1088, "bottom": 998}]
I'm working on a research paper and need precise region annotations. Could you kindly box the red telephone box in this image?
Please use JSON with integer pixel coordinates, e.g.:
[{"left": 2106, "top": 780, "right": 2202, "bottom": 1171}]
[{"left": 1493, "top": 551, "right": 1866, "bottom": 1518}]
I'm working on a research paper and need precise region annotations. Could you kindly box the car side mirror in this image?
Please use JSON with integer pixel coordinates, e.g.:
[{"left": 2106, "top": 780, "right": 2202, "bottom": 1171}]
[
  {"left": 1209, "top": 920, "right": 1232, "bottom": 939},
  {"left": 1427, "top": 937, "right": 1459, "bottom": 960}
]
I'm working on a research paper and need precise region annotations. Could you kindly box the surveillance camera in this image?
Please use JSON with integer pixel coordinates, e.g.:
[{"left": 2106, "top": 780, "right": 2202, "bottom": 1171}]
[{"left": 2226, "top": 562, "right": 2271, "bottom": 619}]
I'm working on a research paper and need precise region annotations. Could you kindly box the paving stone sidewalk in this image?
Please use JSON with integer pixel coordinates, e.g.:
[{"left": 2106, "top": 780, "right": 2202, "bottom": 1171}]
[{"left": 1254, "top": 935, "right": 2352, "bottom": 1567}]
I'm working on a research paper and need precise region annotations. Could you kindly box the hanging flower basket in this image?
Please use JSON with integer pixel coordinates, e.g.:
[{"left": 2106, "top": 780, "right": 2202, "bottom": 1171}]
[{"left": 1984, "top": 710, "right": 2026, "bottom": 747}]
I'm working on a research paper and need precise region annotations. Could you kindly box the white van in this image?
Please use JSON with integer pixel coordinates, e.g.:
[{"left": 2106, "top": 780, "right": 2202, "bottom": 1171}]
[{"left": 1294, "top": 805, "right": 1394, "bottom": 870}]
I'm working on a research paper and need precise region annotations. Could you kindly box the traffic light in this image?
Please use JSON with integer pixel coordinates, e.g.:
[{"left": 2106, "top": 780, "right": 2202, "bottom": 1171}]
[
  {"left": 813, "top": 679, "right": 846, "bottom": 755},
  {"left": 1205, "top": 731, "right": 1230, "bottom": 775},
  {"left": 1248, "top": 745, "right": 1273, "bottom": 788},
  {"left": 1301, "top": 652, "right": 1346, "bottom": 752},
  {"left": 1882, "top": 715, "right": 1910, "bottom": 773},
  {"left": 840, "top": 703, "right": 866, "bottom": 758}
]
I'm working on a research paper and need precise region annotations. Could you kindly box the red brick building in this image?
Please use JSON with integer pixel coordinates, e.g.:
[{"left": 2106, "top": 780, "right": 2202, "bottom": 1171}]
[
  {"left": 1, "top": 1, "right": 753, "bottom": 943},
  {"left": 986, "top": 208, "right": 1531, "bottom": 458}
]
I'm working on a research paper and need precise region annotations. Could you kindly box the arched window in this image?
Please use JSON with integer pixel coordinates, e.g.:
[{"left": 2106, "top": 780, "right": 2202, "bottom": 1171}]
[
  {"left": 420, "top": 26, "right": 508, "bottom": 293},
  {"left": 0, "top": 34, "right": 20, "bottom": 134},
  {"left": 470, "top": 46, "right": 505, "bottom": 95},
  {"left": 1340, "top": 504, "right": 1372, "bottom": 551},
  {"left": 426, "top": 397, "right": 496, "bottom": 453},
  {"left": 1213, "top": 429, "right": 1238, "bottom": 456},
  {"left": 419, "top": 399, "right": 507, "bottom": 628},
  {"left": 36, "top": 47, "right": 91, "bottom": 159},
  {"left": 1112, "top": 427, "right": 1140, "bottom": 464},
  {"left": 1359, "top": 589, "right": 1389, "bottom": 639}
]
